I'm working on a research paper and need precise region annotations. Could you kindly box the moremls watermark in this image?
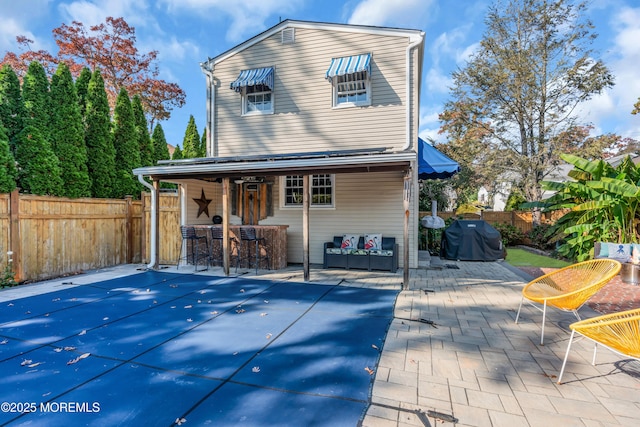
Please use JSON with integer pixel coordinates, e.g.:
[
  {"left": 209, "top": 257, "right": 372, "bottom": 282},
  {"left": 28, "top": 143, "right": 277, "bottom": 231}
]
[{"left": 1, "top": 401, "right": 101, "bottom": 413}]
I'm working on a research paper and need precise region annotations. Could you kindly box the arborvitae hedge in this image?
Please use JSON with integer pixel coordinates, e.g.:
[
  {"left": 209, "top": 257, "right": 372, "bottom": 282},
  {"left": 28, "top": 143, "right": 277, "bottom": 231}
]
[
  {"left": 112, "top": 87, "right": 141, "bottom": 198},
  {"left": 0, "top": 126, "right": 16, "bottom": 193},
  {"left": 0, "top": 64, "right": 25, "bottom": 153},
  {"left": 132, "top": 95, "right": 154, "bottom": 167},
  {"left": 50, "top": 62, "right": 92, "bottom": 198},
  {"left": 85, "top": 69, "right": 116, "bottom": 198},
  {"left": 172, "top": 144, "right": 183, "bottom": 160},
  {"left": 75, "top": 67, "right": 92, "bottom": 118},
  {"left": 22, "top": 62, "right": 50, "bottom": 140},
  {"left": 152, "top": 123, "right": 170, "bottom": 163},
  {"left": 181, "top": 115, "right": 200, "bottom": 158},
  {"left": 15, "top": 125, "right": 63, "bottom": 195}
]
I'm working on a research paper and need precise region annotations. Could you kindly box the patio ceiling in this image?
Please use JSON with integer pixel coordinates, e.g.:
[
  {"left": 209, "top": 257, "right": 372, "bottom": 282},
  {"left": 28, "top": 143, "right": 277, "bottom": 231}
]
[{"left": 133, "top": 148, "right": 416, "bottom": 181}]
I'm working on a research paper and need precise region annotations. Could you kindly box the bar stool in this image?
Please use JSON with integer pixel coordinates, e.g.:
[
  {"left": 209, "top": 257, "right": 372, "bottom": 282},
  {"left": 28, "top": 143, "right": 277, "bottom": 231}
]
[
  {"left": 209, "top": 227, "right": 239, "bottom": 269},
  {"left": 177, "top": 226, "right": 208, "bottom": 271},
  {"left": 239, "top": 227, "right": 270, "bottom": 273}
]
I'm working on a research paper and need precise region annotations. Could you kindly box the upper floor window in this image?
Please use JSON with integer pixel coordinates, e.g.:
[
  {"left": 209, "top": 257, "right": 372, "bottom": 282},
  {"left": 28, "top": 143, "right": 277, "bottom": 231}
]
[
  {"left": 244, "top": 84, "right": 273, "bottom": 114},
  {"left": 326, "top": 53, "right": 372, "bottom": 108},
  {"left": 281, "top": 174, "right": 334, "bottom": 208},
  {"left": 230, "top": 67, "right": 274, "bottom": 116}
]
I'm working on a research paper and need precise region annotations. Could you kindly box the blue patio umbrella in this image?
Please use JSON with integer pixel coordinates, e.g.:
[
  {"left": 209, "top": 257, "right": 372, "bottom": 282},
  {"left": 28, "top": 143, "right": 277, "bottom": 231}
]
[
  {"left": 417, "top": 138, "right": 460, "bottom": 180},
  {"left": 418, "top": 138, "right": 459, "bottom": 236}
]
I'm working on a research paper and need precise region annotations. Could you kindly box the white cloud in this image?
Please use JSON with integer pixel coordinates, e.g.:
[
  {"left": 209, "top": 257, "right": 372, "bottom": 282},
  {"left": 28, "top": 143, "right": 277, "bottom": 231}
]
[
  {"left": 419, "top": 105, "right": 446, "bottom": 143},
  {"left": 159, "top": 37, "right": 200, "bottom": 63},
  {"left": 348, "top": 0, "right": 432, "bottom": 28},
  {"left": 0, "top": 1, "right": 54, "bottom": 53},
  {"left": 420, "top": 106, "right": 440, "bottom": 126},
  {"left": 425, "top": 67, "right": 452, "bottom": 95},
  {"left": 419, "top": 127, "right": 444, "bottom": 143},
  {"left": 161, "top": 0, "right": 303, "bottom": 42},
  {"left": 0, "top": 19, "right": 28, "bottom": 53},
  {"left": 58, "top": 0, "right": 151, "bottom": 28},
  {"left": 580, "top": 6, "right": 640, "bottom": 139}
]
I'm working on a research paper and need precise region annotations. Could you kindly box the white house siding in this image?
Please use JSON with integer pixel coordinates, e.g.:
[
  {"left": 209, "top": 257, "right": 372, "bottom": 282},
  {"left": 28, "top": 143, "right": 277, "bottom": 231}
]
[
  {"left": 212, "top": 27, "right": 410, "bottom": 156},
  {"left": 180, "top": 171, "right": 417, "bottom": 268}
]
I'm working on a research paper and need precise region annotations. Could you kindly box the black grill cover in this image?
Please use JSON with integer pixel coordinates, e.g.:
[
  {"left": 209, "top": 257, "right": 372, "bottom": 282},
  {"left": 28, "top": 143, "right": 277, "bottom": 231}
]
[{"left": 440, "top": 220, "right": 504, "bottom": 261}]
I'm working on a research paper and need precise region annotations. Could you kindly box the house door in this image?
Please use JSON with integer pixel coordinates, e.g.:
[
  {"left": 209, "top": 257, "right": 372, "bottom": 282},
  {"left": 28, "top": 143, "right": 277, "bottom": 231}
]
[
  {"left": 242, "top": 183, "right": 260, "bottom": 225},
  {"left": 236, "top": 182, "right": 273, "bottom": 225}
]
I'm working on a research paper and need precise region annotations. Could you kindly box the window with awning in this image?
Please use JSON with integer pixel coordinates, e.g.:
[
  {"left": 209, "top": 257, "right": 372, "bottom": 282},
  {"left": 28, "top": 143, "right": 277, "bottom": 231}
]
[
  {"left": 325, "top": 54, "right": 372, "bottom": 107},
  {"left": 230, "top": 67, "right": 275, "bottom": 115},
  {"left": 230, "top": 67, "right": 274, "bottom": 91}
]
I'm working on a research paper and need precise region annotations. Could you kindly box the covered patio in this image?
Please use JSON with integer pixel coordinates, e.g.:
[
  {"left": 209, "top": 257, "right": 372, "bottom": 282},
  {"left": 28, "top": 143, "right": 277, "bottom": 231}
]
[{"left": 133, "top": 147, "right": 418, "bottom": 285}]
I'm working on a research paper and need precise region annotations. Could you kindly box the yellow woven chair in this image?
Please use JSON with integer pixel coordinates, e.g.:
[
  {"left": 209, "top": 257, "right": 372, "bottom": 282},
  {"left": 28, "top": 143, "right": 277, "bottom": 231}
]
[
  {"left": 558, "top": 308, "right": 640, "bottom": 384},
  {"left": 515, "top": 259, "right": 621, "bottom": 345}
]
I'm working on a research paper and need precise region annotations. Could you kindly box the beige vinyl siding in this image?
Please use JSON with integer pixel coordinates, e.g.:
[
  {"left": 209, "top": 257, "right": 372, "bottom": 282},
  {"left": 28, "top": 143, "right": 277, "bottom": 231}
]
[
  {"left": 260, "top": 171, "right": 416, "bottom": 268},
  {"left": 181, "top": 180, "right": 241, "bottom": 226},
  {"left": 179, "top": 171, "right": 418, "bottom": 268},
  {"left": 213, "top": 28, "right": 410, "bottom": 156}
]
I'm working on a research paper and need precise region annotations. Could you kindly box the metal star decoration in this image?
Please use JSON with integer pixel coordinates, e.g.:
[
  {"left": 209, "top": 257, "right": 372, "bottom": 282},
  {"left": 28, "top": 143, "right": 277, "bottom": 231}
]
[{"left": 193, "top": 188, "right": 212, "bottom": 218}]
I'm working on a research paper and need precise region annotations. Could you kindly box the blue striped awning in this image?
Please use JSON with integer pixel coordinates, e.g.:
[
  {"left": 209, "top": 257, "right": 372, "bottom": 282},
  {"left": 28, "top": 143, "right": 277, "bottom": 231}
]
[
  {"left": 325, "top": 53, "right": 371, "bottom": 82},
  {"left": 230, "top": 67, "right": 274, "bottom": 92}
]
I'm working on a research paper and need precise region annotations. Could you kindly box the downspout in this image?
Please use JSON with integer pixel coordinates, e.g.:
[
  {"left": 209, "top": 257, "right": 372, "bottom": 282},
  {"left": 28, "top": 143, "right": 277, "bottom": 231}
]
[
  {"left": 137, "top": 174, "right": 156, "bottom": 269},
  {"left": 180, "top": 184, "right": 187, "bottom": 226},
  {"left": 200, "top": 61, "right": 216, "bottom": 157},
  {"left": 402, "top": 34, "right": 424, "bottom": 276},
  {"left": 403, "top": 35, "right": 424, "bottom": 150}
]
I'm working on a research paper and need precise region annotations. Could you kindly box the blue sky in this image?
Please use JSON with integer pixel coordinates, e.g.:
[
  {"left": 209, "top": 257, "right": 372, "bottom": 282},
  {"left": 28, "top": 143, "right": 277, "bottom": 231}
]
[{"left": 1, "top": 0, "right": 639, "bottom": 148}]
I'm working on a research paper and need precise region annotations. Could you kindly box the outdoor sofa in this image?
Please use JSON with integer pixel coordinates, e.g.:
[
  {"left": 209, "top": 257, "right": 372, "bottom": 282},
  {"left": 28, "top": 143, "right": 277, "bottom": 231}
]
[{"left": 323, "top": 235, "right": 398, "bottom": 272}]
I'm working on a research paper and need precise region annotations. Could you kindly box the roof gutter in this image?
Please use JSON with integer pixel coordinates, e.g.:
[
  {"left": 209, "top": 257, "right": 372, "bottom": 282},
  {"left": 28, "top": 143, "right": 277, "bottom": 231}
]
[
  {"left": 137, "top": 174, "right": 157, "bottom": 269},
  {"left": 133, "top": 151, "right": 416, "bottom": 177},
  {"left": 404, "top": 34, "right": 424, "bottom": 150}
]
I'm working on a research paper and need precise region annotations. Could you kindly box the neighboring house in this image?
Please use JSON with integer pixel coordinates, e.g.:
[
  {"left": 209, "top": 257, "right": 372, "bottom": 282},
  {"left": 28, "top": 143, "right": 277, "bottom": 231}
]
[
  {"left": 479, "top": 153, "right": 640, "bottom": 208},
  {"left": 133, "top": 20, "right": 425, "bottom": 277},
  {"left": 478, "top": 184, "right": 510, "bottom": 211},
  {"left": 478, "top": 175, "right": 515, "bottom": 211},
  {"left": 542, "top": 152, "right": 639, "bottom": 199}
]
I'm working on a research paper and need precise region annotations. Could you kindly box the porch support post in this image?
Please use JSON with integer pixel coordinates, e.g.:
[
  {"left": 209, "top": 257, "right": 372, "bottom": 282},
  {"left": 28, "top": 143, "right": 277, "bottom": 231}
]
[
  {"left": 222, "top": 177, "right": 230, "bottom": 276},
  {"left": 403, "top": 174, "right": 411, "bottom": 289},
  {"left": 152, "top": 180, "right": 160, "bottom": 270},
  {"left": 303, "top": 174, "right": 310, "bottom": 281}
]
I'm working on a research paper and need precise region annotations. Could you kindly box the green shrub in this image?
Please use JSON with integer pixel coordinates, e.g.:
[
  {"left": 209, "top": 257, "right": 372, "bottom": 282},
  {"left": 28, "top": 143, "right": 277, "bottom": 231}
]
[
  {"left": 493, "top": 222, "right": 525, "bottom": 246},
  {"left": 527, "top": 223, "right": 555, "bottom": 250},
  {"left": 1, "top": 257, "right": 17, "bottom": 288}
]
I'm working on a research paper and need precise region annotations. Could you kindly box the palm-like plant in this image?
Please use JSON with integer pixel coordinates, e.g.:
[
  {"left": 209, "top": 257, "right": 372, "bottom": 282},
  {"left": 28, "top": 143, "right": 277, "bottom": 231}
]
[{"left": 524, "top": 154, "right": 640, "bottom": 261}]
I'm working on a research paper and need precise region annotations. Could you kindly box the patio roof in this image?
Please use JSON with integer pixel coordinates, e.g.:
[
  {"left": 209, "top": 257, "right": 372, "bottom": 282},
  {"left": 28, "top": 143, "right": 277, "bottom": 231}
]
[{"left": 133, "top": 147, "right": 416, "bottom": 181}]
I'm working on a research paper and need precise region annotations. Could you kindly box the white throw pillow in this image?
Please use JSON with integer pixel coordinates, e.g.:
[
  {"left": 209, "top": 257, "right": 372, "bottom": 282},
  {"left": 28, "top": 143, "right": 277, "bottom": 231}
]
[
  {"left": 364, "top": 233, "right": 382, "bottom": 250},
  {"left": 341, "top": 234, "right": 359, "bottom": 249}
]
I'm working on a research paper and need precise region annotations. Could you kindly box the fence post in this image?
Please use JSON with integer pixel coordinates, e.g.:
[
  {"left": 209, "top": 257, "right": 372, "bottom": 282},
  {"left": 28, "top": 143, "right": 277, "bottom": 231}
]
[
  {"left": 125, "top": 195, "right": 133, "bottom": 264},
  {"left": 9, "top": 189, "right": 22, "bottom": 282}
]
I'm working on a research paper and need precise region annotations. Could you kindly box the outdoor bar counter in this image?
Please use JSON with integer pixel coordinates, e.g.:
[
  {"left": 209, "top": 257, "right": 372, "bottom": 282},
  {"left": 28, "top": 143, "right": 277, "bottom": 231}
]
[{"left": 193, "top": 225, "right": 288, "bottom": 270}]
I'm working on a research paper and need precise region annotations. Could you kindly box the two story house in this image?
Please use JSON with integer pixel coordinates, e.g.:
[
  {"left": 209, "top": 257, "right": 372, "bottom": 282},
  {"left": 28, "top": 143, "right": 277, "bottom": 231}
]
[{"left": 133, "top": 19, "right": 425, "bottom": 280}]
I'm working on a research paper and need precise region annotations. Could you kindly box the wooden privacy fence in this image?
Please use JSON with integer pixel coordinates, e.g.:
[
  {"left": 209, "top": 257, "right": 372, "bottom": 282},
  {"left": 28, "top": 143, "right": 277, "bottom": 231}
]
[
  {"left": 1, "top": 190, "right": 141, "bottom": 283},
  {"left": 419, "top": 210, "right": 566, "bottom": 235},
  {"left": 0, "top": 190, "right": 181, "bottom": 283}
]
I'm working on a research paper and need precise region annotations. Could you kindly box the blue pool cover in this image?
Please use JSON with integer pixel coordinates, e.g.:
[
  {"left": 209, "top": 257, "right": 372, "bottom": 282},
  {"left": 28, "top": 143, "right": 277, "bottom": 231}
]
[{"left": 0, "top": 271, "right": 398, "bottom": 426}]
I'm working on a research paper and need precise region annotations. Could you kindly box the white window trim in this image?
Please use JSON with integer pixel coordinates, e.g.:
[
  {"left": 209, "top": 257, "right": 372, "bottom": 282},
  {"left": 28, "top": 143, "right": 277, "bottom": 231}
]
[
  {"left": 332, "top": 71, "right": 371, "bottom": 109},
  {"left": 279, "top": 174, "right": 336, "bottom": 209},
  {"left": 241, "top": 86, "right": 274, "bottom": 116}
]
